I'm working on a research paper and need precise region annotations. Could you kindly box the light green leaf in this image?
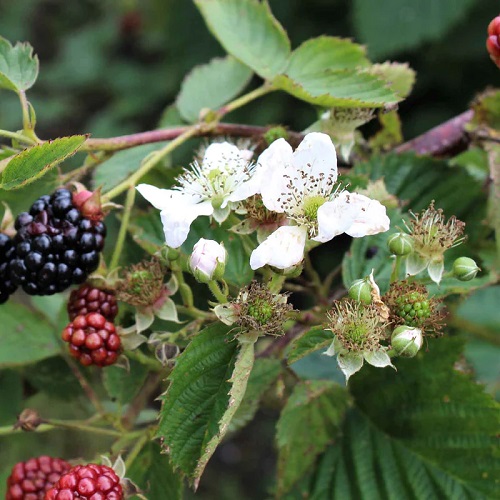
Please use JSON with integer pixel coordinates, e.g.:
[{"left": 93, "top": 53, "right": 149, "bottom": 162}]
[
  {"left": 285, "top": 36, "right": 370, "bottom": 78},
  {"left": 0, "top": 135, "right": 86, "bottom": 190},
  {"left": 229, "top": 358, "right": 282, "bottom": 433},
  {"left": 0, "top": 303, "right": 60, "bottom": 367},
  {"left": 287, "top": 326, "right": 333, "bottom": 365},
  {"left": 367, "top": 62, "right": 415, "bottom": 98},
  {"left": 93, "top": 142, "right": 169, "bottom": 192},
  {"left": 353, "top": 0, "right": 476, "bottom": 58},
  {"left": 127, "top": 441, "right": 183, "bottom": 500},
  {"left": 298, "top": 338, "right": 500, "bottom": 499},
  {"left": 0, "top": 36, "right": 39, "bottom": 92},
  {"left": 456, "top": 286, "right": 500, "bottom": 333},
  {"left": 274, "top": 70, "right": 400, "bottom": 108},
  {"left": 157, "top": 323, "right": 250, "bottom": 485},
  {"left": 276, "top": 380, "right": 349, "bottom": 496},
  {"left": 195, "top": 0, "right": 290, "bottom": 79},
  {"left": 177, "top": 56, "right": 253, "bottom": 123}
]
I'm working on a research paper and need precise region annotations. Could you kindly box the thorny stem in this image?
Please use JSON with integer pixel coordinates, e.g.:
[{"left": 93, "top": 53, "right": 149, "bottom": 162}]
[
  {"left": 124, "top": 430, "right": 151, "bottom": 469},
  {"left": 216, "top": 83, "right": 274, "bottom": 117},
  {"left": 390, "top": 255, "right": 402, "bottom": 283},
  {"left": 208, "top": 280, "right": 228, "bottom": 303},
  {"left": 102, "top": 126, "right": 201, "bottom": 201},
  {"left": 485, "top": 144, "right": 500, "bottom": 271},
  {"left": 18, "top": 91, "right": 38, "bottom": 142},
  {"left": 268, "top": 273, "right": 286, "bottom": 294},
  {"left": 109, "top": 186, "right": 136, "bottom": 270}
]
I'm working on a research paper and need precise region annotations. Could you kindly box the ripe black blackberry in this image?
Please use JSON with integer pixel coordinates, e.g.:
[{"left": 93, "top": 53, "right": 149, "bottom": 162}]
[
  {"left": 0, "top": 233, "right": 18, "bottom": 303},
  {"left": 9, "top": 188, "right": 106, "bottom": 296}
]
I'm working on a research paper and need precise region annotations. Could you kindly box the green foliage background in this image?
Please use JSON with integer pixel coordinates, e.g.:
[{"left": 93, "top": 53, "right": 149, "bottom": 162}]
[{"left": 0, "top": 1, "right": 498, "bottom": 499}]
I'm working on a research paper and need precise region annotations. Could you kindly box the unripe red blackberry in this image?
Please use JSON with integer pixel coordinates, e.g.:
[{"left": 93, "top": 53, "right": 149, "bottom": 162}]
[
  {"left": 45, "top": 464, "right": 123, "bottom": 500},
  {"left": 0, "top": 233, "right": 17, "bottom": 304},
  {"left": 62, "top": 313, "right": 121, "bottom": 367},
  {"left": 9, "top": 188, "right": 106, "bottom": 296},
  {"left": 487, "top": 15, "right": 500, "bottom": 68},
  {"left": 6, "top": 455, "right": 71, "bottom": 500},
  {"left": 68, "top": 284, "right": 118, "bottom": 321}
]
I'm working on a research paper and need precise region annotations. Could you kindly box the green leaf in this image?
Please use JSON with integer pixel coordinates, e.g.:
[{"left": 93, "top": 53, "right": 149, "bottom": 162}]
[
  {"left": 353, "top": 0, "right": 476, "bottom": 58},
  {"left": 0, "top": 303, "right": 59, "bottom": 367},
  {"left": 456, "top": 286, "right": 500, "bottom": 333},
  {"left": 229, "top": 358, "right": 282, "bottom": 433},
  {"left": 157, "top": 323, "right": 254, "bottom": 486},
  {"left": 127, "top": 441, "right": 183, "bottom": 500},
  {"left": 276, "top": 381, "right": 349, "bottom": 496},
  {"left": 93, "top": 142, "right": 169, "bottom": 192},
  {"left": 287, "top": 326, "right": 333, "bottom": 365},
  {"left": 0, "top": 370, "right": 23, "bottom": 424},
  {"left": 177, "top": 56, "right": 253, "bottom": 123},
  {"left": 0, "top": 36, "right": 39, "bottom": 92},
  {"left": 296, "top": 337, "right": 500, "bottom": 499},
  {"left": 195, "top": 0, "right": 290, "bottom": 79},
  {"left": 285, "top": 37, "right": 370, "bottom": 78},
  {"left": 274, "top": 70, "right": 400, "bottom": 108},
  {"left": 103, "top": 359, "right": 149, "bottom": 406},
  {"left": 367, "top": 62, "right": 415, "bottom": 98},
  {"left": 0, "top": 135, "right": 86, "bottom": 190},
  {"left": 128, "top": 211, "right": 166, "bottom": 255}
]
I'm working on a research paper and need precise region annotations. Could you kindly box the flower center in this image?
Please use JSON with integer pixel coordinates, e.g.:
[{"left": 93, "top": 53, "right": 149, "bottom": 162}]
[
  {"left": 343, "top": 322, "right": 369, "bottom": 347},
  {"left": 247, "top": 298, "right": 273, "bottom": 325},
  {"left": 302, "top": 195, "right": 326, "bottom": 222}
]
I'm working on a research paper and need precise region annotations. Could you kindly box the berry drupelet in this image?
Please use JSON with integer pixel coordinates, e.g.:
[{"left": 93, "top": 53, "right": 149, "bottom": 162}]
[
  {"left": 45, "top": 464, "right": 123, "bottom": 500},
  {"left": 62, "top": 312, "right": 121, "bottom": 367},
  {"left": 0, "top": 233, "right": 17, "bottom": 303},
  {"left": 9, "top": 188, "right": 106, "bottom": 296},
  {"left": 6, "top": 455, "right": 71, "bottom": 500}
]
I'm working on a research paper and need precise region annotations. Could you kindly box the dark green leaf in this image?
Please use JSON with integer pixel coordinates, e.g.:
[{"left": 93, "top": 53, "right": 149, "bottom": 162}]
[
  {"left": 0, "top": 370, "right": 23, "bottom": 424},
  {"left": 103, "top": 359, "right": 149, "bottom": 406},
  {"left": 0, "top": 302, "right": 60, "bottom": 367},
  {"left": 195, "top": 0, "right": 290, "bottom": 79},
  {"left": 127, "top": 441, "right": 183, "bottom": 500},
  {"left": 353, "top": 0, "right": 476, "bottom": 58},
  {"left": 157, "top": 323, "right": 253, "bottom": 484},
  {"left": 0, "top": 135, "right": 86, "bottom": 190},
  {"left": 0, "top": 36, "right": 39, "bottom": 92},
  {"left": 456, "top": 286, "right": 500, "bottom": 333},
  {"left": 287, "top": 326, "right": 333, "bottom": 365},
  {"left": 177, "top": 56, "right": 253, "bottom": 122},
  {"left": 276, "top": 381, "right": 349, "bottom": 496},
  {"left": 295, "top": 338, "right": 500, "bottom": 498}
]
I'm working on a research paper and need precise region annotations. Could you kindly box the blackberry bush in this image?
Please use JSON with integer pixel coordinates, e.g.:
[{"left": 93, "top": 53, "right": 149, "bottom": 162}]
[
  {"left": 68, "top": 284, "right": 118, "bottom": 321},
  {"left": 0, "top": 233, "right": 17, "bottom": 303}
]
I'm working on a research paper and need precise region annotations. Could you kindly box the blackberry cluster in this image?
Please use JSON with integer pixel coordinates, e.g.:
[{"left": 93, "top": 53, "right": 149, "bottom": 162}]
[
  {"left": 45, "top": 463, "right": 123, "bottom": 500},
  {"left": 8, "top": 189, "right": 106, "bottom": 296},
  {"left": 6, "top": 455, "right": 71, "bottom": 500},
  {"left": 68, "top": 284, "right": 118, "bottom": 321},
  {"left": 62, "top": 312, "right": 121, "bottom": 367},
  {"left": 0, "top": 233, "right": 17, "bottom": 303}
]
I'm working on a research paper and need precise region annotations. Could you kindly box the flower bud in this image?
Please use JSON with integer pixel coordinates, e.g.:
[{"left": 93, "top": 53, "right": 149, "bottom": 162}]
[
  {"left": 391, "top": 326, "right": 423, "bottom": 358},
  {"left": 348, "top": 278, "right": 372, "bottom": 304},
  {"left": 452, "top": 257, "right": 480, "bottom": 281},
  {"left": 387, "top": 232, "right": 413, "bottom": 256},
  {"left": 189, "top": 238, "right": 227, "bottom": 283}
]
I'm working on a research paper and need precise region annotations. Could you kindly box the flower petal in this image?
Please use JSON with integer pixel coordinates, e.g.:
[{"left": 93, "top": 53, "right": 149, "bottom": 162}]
[
  {"left": 428, "top": 258, "right": 444, "bottom": 284},
  {"left": 337, "top": 352, "right": 364, "bottom": 383},
  {"left": 364, "top": 349, "right": 395, "bottom": 369},
  {"left": 292, "top": 132, "right": 338, "bottom": 188},
  {"left": 406, "top": 252, "right": 428, "bottom": 276},
  {"left": 155, "top": 297, "right": 180, "bottom": 323},
  {"left": 136, "top": 184, "right": 178, "bottom": 210},
  {"left": 324, "top": 336, "right": 344, "bottom": 357},
  {"left": 250, "top": 225, "right": 307, "bottom": 270},
  {"left": 160, "top": 200, "right": 213, "bottom": 248},
  {"left": 202, "top": 142, "right": 247, "bottom": 172},
  {"left": 314, "top": 191, "right": 390, "bottom": 243}
]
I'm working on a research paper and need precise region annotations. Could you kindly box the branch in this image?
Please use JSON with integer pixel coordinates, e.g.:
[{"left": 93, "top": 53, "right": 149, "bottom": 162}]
[{"left": 394, "top": 110, "right": 473, "bottom": 156}]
